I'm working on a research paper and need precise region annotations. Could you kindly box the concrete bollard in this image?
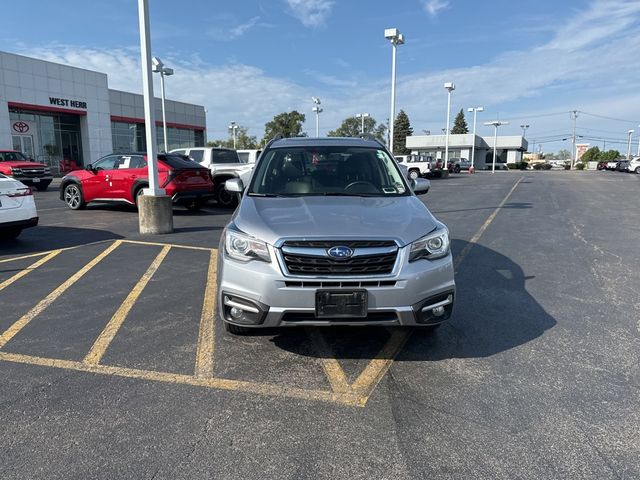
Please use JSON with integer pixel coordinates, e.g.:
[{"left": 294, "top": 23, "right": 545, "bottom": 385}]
[{"left": 138, "top": 194, "right": 174, "bottom": 234}]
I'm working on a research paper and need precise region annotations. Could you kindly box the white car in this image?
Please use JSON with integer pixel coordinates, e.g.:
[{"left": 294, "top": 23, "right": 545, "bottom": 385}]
[
  {"left": 0, "top": 173, "right": 38, "bottom": 239},
  {"left": 627, "top": 157, "right": 640, "bottom": 174}
]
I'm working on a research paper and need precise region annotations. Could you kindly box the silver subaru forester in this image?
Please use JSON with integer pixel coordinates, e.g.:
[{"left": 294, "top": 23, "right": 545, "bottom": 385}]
[{"left": 217, "top": 137, "right": 455, "bottom": 334}]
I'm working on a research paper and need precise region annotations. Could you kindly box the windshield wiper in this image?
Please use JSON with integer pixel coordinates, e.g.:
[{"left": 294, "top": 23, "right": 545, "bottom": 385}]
[
  {"left": 322, "top": 192, "right": 379, "bottom": 197},
  {"left": 247, "top": 193, "right": 285, "bottom": 197}
]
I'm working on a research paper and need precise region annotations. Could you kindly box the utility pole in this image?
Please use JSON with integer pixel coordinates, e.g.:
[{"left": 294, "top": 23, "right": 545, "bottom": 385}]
[{"left": 570, "top": 110, "right": 578, "bottom": 168}]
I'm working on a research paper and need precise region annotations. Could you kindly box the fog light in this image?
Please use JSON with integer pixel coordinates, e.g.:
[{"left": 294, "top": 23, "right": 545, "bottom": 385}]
[
  {"left": 432, "top": 306, "right": 445, "bottom": 316},
  {"left": 230, "top": 307, "right": 243, "bottom": 319}
]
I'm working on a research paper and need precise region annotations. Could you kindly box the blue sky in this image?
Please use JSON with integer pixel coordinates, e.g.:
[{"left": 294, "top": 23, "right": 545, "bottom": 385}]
[{"left": 3, "top": 0, "right": 640, "bottom": 153}]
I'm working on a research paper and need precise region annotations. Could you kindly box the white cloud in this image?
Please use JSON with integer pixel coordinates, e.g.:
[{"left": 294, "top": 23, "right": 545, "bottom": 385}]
[
  {"left": 15, "top": 1, "right": 640, "bottom": 145},
  {"left": 422, "top": 0, "right": 450, "bottom": 17},
  {"left": 285, "top": 0, "right": 334, "bottom": 27},
  {"left": 230, "top": 16, "right": 262, "bottom": 39}
]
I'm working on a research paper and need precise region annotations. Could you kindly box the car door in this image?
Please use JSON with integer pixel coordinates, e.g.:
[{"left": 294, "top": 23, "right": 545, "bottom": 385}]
[
  {"left": 109, "top": 155, "right": 148, "bottom": 201},
  {"left": 82, "top": 155, "right": 120, "bottom": 201}
]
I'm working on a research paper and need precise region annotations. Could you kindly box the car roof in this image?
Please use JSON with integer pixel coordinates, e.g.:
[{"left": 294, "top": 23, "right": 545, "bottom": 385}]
[{"left": 269, "top": 137, "right": 384, "bottom": 149}]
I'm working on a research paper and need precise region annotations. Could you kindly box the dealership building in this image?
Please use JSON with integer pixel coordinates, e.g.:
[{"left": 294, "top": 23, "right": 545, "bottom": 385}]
[
  {"left": 406, "top": 133, "right": 528, "bottom": 169},
  {"left": 0, "top": 51, "right": 206, "bottom": 173}
]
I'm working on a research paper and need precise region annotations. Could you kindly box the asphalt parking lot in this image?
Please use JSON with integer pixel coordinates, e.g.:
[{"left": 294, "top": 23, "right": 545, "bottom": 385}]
[{"left": 1, "top": 171, "right": 639, "bottom": 479}]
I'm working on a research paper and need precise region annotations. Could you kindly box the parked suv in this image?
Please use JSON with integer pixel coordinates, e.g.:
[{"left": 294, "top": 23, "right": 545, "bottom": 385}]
[
  {"left": 448, "top": 158, "right": 471, "bottom": 173},
  {"left": 627, "top": 157, "right": 640, "bottom": 174},
  {"left": 217, "top": 137, "right": 455, "bottom": 334},
  {"left": 0, "top": 150, "right": 52, "bottom": 191},
  {"left": 170, "top": 147, "right": 253, "bottom": 207},
  {"left": 60, "top": 153, "right": 214, "bottom": 210}
]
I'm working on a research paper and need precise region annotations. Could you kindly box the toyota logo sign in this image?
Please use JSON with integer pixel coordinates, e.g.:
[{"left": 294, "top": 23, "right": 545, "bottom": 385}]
[{"left": 12, "top": 121, "right": 29, "bottom": 133}]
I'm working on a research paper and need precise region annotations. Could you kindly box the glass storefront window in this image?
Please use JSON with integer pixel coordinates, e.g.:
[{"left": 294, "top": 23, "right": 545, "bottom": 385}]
[{"left": 111, "top": 122, "right": 204, "bottom": 153}]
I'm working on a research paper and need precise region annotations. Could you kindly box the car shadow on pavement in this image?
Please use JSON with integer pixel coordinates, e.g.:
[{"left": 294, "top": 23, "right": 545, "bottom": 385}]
[
  {"left": 0, "top": 226, "right": 123, "bottom": 255},
  {"left": 432, "top": 202, "right": 532, "bottom": 215},
  {"left": 270, "top": 239, "right": 556, "bottom": 362}
]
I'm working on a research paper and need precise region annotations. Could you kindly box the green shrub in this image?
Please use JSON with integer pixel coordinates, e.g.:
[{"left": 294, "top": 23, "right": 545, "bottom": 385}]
[
  {"left": 507, "top": 163, "right": 520, "bottom": 170},
  {"left": 520, "top": 161, "right": 528, "bottom": 170},
  {"left": 575, "top": 163, "right": 585, "bottom": 170}
]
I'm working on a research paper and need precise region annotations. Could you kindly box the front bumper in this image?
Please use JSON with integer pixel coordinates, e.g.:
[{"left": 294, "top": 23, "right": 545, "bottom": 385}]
[
  {"left": 217, "top": 244, "right": 456, "bottom": 328},
  {"left": 11, "top": 176, "right": 53, "bottom": 186}
]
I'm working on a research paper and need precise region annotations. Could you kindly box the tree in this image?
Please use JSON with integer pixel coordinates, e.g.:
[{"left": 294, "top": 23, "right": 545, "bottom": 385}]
[
  {"left": 450, "top": 109, "right": 469, "bottom": 134},
  {"left": 580, "top": 146, "right": 600, "bottom": 163},
  {"left": 599, "top": 149, "right": 620, "bottom": 161},
  {"left": 393, "top": 110, "right": 413, "bottom": 155},
  {"left": 262, "top": 111, "right": 306, "bottom": 144},
  {"left": 557, "top": 149, "right": 572, "bottom": 160},
  {"left": 207, "top": 125, "right": 258, "bottom": 149},
  {"left": 327, "top": 116, "right": 387, "bottom": 143}
]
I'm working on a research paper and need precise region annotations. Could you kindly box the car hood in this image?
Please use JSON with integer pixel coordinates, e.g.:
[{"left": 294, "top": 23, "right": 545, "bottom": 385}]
[
  {"left": 0, "top": 161, "right": 47, "bottom": 169},
  {"left": 234, "top": 195, "right": 438, "bottom": 247}
]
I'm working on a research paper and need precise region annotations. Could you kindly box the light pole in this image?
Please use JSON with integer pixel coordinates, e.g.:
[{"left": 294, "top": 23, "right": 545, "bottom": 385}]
[
  {"left": 467, "top": 106, "right": 484, "bottom": 169},
  {"left": 137, "top": 0, "right": 172, "bottom": 235},
  {"left": 637, "top": 125, "right": 640, "bottom": 156},
  {"left": 520, "top": 124, "right": 530, "bottom": 138},
  {"left": 355, "top": 113, "right": 370, "bottom": 134},
  {"left": 484, "top": 120, "right": 509, "bottom": 174},
  {"left": 626, "top": 129, "right": 634, "bottom": 159},
  {"left": 384, "top": 28, "right": 404, "bottom": 152},
  {"left": 228, "top": 121, "right": 238, "bottom": 149},
  {"left": 151, "top": 57, "right": 173, "bottom": 152},
  {"left": 443, "top": 82, "right": 455, "bottom": 169},
  {"left": 312, "top": 97, "right": 322, "bottom": 137},
  {"left": 570, "top": 110, "right": 578, "bottom": 168}
]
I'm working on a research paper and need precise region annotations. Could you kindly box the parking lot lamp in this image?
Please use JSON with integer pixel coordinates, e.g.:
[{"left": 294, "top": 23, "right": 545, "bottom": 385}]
[
  {"left": 637, "top": 125, "right": 640, "bottom": 156},
  {"left": 520, "top": 124, "right": 530, "bottom": 138},
  {"left": 627, "top": 129, "right": 634, "bottom": 159},
  {"left": 312, "top": 97, "right": 322, "bottom": 137},
  {"left": 468, "top": 106, "right": 483, "bottom": 169},
  {"left": 356, "top": 113, "right": 370, "bottom": 134},
  {"left": 151, "top": 57, "right": 173, "bottom": 152},
  {"left": 444, "top": 82, "right": 455, "bottom": 169},
  {"left": 228, "top": 121, "right": 238, "bottom": 149},
  {"left": 484, "top": 120, "right": 508, "bottom": 174},
  {"left": 384, "top": 28, "right": 404, "bottom": 152}
]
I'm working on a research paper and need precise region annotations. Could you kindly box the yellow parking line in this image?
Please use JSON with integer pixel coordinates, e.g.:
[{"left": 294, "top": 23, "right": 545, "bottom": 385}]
[
  {"left": 194, "top": 250, "right": 217, "bottom": 378},
  {"left": 84, "top": 245, "right": 171, "bottom": 365},
  {"left": 121, "top": 239, "right": 214, "bottom": 252},
  {"left": 0, "top": 351, "right": 361, "bottom": 406},
  {"left": 0, "top": 251, "right": 51, "bottom": 264},
  {"left": 0, "top": 250, "right": 62, "bottom": 292},
  {"left": 349, "top": 329, "right": 411, "bottom": 404},
  {"left": 0, "top": 241, "right": 122, "bottom": 350},
  {"left": 307, "top": 328, "right": 350, "bottom": 393},
  {"left": 454, "top": 176, "right": 523, "bottom": 270}
]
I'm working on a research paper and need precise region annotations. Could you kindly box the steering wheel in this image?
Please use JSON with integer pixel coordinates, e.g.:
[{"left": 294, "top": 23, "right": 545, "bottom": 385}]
[{"left": 344, "top": 181, "right": 379, "bottom": 193}]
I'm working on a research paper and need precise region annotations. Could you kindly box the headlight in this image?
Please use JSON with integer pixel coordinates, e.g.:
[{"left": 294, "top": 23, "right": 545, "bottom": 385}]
[
  {"left": 409, "top": 226, "right": 450, "bottom": 261},
  {"left": 11, "top": 167, "right": 22, "bottom": 175},
  {"left": 44, "top": 167, "right": 51, "bottom": 174},
  {"left": 225, "top": 227, "right": 271, "bottom": 263}
]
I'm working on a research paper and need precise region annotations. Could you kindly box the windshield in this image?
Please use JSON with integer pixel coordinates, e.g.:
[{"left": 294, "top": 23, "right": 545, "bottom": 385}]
[
  {"left": 248, "top": 146, "right": 409, "bottom": 197},
  {"left": 0, "top": 151, "right": 28, "bottom": 162}
]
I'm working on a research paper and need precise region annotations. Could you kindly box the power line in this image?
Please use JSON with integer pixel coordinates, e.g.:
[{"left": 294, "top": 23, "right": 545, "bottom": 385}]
[{"left": 578, "top": 110, "right": 639, "bottom": 124}]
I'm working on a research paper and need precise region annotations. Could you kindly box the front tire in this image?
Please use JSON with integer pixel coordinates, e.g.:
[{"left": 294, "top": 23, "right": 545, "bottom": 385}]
[
  {"left": 635, "top": 167, "right": 640, "bottom": 174},
  {"left": 215, "top": 184, "right": 237, "bottom": 208},
  {"left": 0, "top": 228, "right": 22, "bottom": 240},
  {"left": 63, "top": 183, "right": 86, "bottom": 210},
  {"left": 224, "top": 321, "right": 251, "bottom": 335}
]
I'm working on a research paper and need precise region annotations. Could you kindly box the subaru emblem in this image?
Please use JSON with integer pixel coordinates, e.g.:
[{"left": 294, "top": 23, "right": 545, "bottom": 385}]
[{"left": 327, "top": 246, "right": 354, "bottom": 260}]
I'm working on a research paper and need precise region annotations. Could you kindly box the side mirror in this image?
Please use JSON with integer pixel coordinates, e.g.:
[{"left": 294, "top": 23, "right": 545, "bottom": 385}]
[
  {"left": 225, "top": 178, "right": 244, "bottom": 193},
  {"left": 411, "top": 178, "right": 430, "bottom": 195}
]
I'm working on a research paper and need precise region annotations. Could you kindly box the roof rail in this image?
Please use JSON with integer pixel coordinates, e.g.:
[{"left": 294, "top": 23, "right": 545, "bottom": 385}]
[
  {"left": 358, "top": 133, "right": 385, "bottom": 147},
  {"left": 263, "top": 133, "right": 285, "bottom": 149}
]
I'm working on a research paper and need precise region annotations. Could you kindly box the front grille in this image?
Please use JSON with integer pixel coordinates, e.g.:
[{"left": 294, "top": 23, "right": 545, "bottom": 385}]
[
  {"left": 284, "top": 280, "right": 397, "bottom": 288},
  {"left": 281, "top": 312, "right": 398, "bottom": 323},
  {"left": 281, "top": 240, "right": 398, "bottom": 276},
  {"left": 19, "top": 169, "right": 46, "bottom": 177}
]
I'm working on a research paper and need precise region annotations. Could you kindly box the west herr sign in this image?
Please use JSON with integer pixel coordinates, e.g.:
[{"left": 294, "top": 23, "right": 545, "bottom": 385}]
[{"left": 49, "top": 97, "right": 87, "bottom": 109}]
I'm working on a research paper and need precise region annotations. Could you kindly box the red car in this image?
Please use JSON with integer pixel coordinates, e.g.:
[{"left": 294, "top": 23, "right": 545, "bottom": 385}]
[
  {"left": 0, "top": 150, "right": 53, "bottom": 191},
  {"left": 60, "top": 153, "right": 215, "bottom": 210}
]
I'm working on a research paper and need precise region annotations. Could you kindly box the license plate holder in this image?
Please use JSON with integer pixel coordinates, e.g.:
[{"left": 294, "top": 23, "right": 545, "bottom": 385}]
[
  {"left": 315, "top": 290, "right": 368, "bottom": 318},
  {"left": 32, "top": 178, "right": 40, "bottom": 183}
]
